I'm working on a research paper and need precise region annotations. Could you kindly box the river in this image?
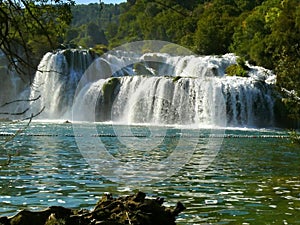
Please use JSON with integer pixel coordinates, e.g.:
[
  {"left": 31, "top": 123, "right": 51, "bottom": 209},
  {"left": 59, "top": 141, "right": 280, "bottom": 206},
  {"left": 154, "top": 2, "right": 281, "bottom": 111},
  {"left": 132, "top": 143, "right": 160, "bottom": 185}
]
[{"left": 1, "top": 121, "right": 299, "bottom": 224}]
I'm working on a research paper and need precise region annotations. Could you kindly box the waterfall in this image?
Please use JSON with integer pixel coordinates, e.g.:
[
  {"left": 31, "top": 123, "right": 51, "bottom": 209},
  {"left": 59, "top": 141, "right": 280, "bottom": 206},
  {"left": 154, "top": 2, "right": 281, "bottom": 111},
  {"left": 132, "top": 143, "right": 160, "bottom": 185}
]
[
  {"left": 29, "top": 49, "right": 94, "bottom": 119},
  {"left": 30, "top": 49, "right": 276, "bottom": 127},
  {"left": 0, "top": 52, "right": 28, "bottom": 119}
]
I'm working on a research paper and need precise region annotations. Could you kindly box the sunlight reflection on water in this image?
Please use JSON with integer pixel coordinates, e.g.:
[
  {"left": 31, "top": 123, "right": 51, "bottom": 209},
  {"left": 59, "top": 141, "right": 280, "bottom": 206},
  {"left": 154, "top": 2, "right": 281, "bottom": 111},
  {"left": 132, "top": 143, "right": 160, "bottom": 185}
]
[{"left": 0, "top": 122, "right": 299, "bottom": 224}]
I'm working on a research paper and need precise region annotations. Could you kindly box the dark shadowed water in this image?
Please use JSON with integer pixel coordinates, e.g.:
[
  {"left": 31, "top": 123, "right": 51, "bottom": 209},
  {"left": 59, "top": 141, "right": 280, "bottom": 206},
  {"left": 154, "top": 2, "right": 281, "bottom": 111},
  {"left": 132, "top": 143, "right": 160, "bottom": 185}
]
[{"left": 0, "top": 121, "right": 299, "bottom": 224}]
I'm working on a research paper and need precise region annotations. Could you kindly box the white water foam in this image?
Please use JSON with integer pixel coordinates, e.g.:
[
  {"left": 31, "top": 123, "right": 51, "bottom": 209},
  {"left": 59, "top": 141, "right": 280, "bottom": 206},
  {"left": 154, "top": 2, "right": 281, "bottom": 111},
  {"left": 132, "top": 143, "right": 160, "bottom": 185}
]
[{"left": 28, "top": 49, "right": 276, "bottom": 128}]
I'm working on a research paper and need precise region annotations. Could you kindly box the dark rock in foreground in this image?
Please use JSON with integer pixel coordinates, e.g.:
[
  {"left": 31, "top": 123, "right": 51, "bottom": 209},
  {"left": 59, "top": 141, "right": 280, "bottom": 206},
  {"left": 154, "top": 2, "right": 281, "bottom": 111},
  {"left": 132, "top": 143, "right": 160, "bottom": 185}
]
[{"left": 0, "top": 192, "right": 185, "bottom": 225}]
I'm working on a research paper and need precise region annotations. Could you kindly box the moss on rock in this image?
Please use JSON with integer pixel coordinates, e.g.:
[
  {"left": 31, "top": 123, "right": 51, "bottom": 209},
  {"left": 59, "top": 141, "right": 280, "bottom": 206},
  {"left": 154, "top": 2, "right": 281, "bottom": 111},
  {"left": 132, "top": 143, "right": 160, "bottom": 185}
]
[
  {"left": 97, "top": 77, "right": 120, "bottom": 121},
  {"left": 226, "top": 64, "right": 248, "bottom": 77},
  {"left": 102, "top": 77, "right": 120, "bottom": 104},
  {"left": 226, "top": 57, "right": 250, "bottom": 77},
  {"left": 133, "top": 62, "right": 153, "bottom": 75},
  {"left": 172, "top": 76, "right": 182, "bottom": 82},
  {"left": 0, "top": 192, "right": 185, "bottom": 225}
]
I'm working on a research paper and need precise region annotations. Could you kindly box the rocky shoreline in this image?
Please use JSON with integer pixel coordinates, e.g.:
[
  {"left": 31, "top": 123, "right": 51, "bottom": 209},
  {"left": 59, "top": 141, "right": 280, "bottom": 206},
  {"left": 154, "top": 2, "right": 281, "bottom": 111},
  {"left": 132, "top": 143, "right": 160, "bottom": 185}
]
[{"left": 0, "top": 192, "right": 185, "bottom": 225}]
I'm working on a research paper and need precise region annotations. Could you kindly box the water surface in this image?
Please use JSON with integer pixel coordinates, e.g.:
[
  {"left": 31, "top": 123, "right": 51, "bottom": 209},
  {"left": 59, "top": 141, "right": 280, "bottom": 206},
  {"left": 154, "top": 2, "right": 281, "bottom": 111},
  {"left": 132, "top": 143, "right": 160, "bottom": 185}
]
[{"left": 0, "top": 122, "right": 299, "bottom": 224}]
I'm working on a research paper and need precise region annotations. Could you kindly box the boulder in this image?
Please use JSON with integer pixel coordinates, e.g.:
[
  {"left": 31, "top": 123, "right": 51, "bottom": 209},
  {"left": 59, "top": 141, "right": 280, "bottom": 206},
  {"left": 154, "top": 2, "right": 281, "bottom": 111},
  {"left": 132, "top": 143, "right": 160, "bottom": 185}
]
[{"left": 0, "top": 192, "right": 185, "bottom": 225}]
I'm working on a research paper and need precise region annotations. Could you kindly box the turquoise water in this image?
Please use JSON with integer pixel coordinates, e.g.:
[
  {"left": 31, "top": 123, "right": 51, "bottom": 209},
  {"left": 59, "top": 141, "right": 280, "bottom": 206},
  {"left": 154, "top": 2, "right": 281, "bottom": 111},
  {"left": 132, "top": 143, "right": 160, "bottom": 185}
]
[{"left": 0, "top": 122, "right": 299, "bottom": 224}]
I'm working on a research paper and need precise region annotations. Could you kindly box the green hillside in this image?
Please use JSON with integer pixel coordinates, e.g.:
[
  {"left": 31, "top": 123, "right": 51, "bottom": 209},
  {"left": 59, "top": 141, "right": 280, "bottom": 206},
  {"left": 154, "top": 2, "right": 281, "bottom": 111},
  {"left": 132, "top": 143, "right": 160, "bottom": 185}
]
[{"left": 66, "top": 0, "right": 299, "bottom": 125}]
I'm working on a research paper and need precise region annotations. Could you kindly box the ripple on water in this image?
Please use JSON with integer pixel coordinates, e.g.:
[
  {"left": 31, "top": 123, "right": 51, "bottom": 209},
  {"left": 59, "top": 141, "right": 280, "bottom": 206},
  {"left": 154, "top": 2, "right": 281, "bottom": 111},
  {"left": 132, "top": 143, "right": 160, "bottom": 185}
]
[{"left": 0, "top": 123, "right": 300, "bottom": 224}]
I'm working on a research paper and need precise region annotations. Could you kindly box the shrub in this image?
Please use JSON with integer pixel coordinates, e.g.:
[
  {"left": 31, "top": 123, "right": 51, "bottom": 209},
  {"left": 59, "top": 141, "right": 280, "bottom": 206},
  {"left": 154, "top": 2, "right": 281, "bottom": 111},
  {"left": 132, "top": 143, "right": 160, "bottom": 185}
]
[
  {"left": 226, "top": 57, "right": 249, "bottom": 77},
  {"left": 226, "top": 64, "right": 248, "bottom": 77}
]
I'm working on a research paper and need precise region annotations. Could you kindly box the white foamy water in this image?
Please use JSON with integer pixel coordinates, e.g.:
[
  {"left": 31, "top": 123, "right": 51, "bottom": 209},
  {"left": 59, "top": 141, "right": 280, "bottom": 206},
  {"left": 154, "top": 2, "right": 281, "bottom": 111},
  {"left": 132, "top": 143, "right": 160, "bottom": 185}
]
[{"left": 26, "top": 49, "right": 276, "bottom": 127}]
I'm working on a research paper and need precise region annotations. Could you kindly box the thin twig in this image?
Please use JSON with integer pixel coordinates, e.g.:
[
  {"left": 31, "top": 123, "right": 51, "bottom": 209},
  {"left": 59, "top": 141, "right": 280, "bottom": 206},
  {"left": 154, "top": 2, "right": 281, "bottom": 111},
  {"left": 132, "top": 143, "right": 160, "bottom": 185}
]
[
  {"left": 20, "top": 106, "right": 45, "bottom": 121},
  {"left": 152, "top": 0, "right": 190, "bottom": 17},
  {"left": 1, "top": 95, "right": 41, "bottom": 107},
  {"left": 0, "top": 108, "right": 29, "bottom": 116},
  {"left": 0, "top": 113, "right": 33, "bottom": 166}
]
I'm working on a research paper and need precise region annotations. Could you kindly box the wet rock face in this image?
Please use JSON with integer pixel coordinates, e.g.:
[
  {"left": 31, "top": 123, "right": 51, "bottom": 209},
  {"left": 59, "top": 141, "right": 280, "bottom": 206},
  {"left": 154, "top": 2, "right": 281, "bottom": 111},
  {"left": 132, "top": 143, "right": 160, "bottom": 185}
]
[{"left": 0, "top": 192, "right": 185, "bottom": 225}]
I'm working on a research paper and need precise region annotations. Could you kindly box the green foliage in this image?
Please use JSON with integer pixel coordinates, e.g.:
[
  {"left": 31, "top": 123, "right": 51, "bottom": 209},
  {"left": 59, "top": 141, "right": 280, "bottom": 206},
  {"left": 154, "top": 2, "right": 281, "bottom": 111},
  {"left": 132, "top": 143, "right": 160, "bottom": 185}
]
[
  {"left": 230, "top": 0, "right": 300, "bottom": 90},
  {"left": 226, "top": 57, "right": 249, "bottom": 77},
  {"left": 87, "top": 22, "right": 108, "bottom": 45},
  {"left": 71, "top": 3, "right": 122, "bottom": 28},
  {"left": 173, "top": 76, "right": 182, "bottom": 82},
  {"left": 98, "top": 77, "right": 120, "bottom": 121},
  {"left": 133, "top": 62, "right": 152, "bottom": 75},
  {"left": 194, "top": 2, "right": 240, "bottom": 54},
  {"left": 228, "top": 0, "right": 300, "bottom": 125},
  {"left": 273, "top": 98, "right": 284, "bottom": 124},
  {"left": 226, "top": 64, "right": 248, "bottom": 77},
  {"left": 65, "top": 3, "right": 123, "bottom": 48},
  {"left": 68, "top": 0, "right": 299, "bottom": 93},
  {"left": 2, "top": 0, "right": 298, "bottom": 126},
  {"left": 159, "top": 43, "right": 193, "bottom": 55},
  {"left": 282, "top": 97, "right": 300, "bottom": 121},
  {"left": 1, "top": 0, "right": 74, "bottom": 75},
  {"left": 273, "top": 89, "right": 300, "bottom": 128},
  {"left": 90, "top": 44, "right": 108, "bottom": 56},
  {"left": 288, "top": 130, "right": 300, "bottom": 145}
]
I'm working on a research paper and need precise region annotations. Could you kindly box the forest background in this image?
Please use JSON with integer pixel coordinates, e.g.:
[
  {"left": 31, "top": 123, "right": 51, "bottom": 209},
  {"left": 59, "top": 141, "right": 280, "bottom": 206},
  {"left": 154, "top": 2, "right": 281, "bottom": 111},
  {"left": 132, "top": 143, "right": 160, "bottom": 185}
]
[
  {"left": 67, "top": 0, "right": 300, "bottom": 126},
  {"left": 1, "top": 0, "right": 299, "bottom": 126}
]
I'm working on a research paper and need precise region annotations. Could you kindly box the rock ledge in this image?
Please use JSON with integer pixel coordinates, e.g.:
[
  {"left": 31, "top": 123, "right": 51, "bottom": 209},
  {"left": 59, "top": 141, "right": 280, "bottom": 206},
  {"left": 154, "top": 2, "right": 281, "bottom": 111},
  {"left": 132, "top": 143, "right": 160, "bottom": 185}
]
[{"left": 0, "top": 192, "right": 185, "bottom": 225}]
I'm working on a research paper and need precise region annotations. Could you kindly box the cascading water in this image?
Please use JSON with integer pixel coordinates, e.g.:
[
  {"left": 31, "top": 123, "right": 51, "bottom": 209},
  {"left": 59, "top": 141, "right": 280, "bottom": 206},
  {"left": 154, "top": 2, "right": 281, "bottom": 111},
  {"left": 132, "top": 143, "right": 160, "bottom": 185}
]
[
  {"left": 30, "top": 49, "right": 276, "bottom": 127},
  {"left": 29, "top": 49, "right": 94, "bottom": 119},
  {"left": 0, "top": 52, "right": 28, "bottom": 119}
]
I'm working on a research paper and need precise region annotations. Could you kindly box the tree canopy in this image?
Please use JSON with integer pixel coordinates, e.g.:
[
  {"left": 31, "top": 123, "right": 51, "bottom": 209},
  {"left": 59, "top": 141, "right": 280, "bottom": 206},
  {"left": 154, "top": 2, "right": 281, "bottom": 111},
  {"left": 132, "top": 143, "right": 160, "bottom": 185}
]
[
  {"left": 0, "top": 0, "right": 74, "bottom": 78},
  {"left": 1, "top": 0, "right": 299, "bottom": 122},
  {"left": 1, "top": 0, "right": 299, "bottom": 93},
  {"left": 66, "top": 0, "right": 299, "bottom": 123}
]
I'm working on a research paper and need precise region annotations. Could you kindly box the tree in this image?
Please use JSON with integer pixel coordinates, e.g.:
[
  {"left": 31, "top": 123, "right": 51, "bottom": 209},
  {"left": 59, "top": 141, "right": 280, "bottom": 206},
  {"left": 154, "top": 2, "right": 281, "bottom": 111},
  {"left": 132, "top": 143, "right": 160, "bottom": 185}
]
[
  {"left": 230, "top": 0, "right": 300, "bottom": 124},
  {"left": 0, "top": 0, "right": 74, "bottom": 133},
  {"left": 0, "top": 0, "right": 74, "bottom": 79},
  {"left": 87, "top": 22, "right": 108, "bottom": 46},
  {"left": 271, "top": 0, "right": 300, "bottom": 92},
  {"left": 194, "top": 2, "right": 240, "bottom": 54},
  {"left": 230, "top": 0, "right": 300, "bottom": 91}
]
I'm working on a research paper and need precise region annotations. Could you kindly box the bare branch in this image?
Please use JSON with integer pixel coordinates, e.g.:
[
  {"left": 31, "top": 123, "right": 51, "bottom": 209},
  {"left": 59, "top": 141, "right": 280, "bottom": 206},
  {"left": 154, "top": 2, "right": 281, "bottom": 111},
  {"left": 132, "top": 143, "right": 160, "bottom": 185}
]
[
  {"left": 0, "top": 0, "right": 74, "bottom": 77},
  {"left": 0, "top": 107, "right": 29, "bottom": 116},
  {"left": 0, "top": 112, "right": 33, "bottom": 167},
  {"left": 152, "top": 0, "right": 190, "bottom": 17},
  {"left": 20, "top": 0, "right": 54, "bottom": 48},
  {"left": 1, "top": 95, "right": 41, "bottom": 107},
  {"left": 20, "top": 106, "right": 45, "bottom": 121}
]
